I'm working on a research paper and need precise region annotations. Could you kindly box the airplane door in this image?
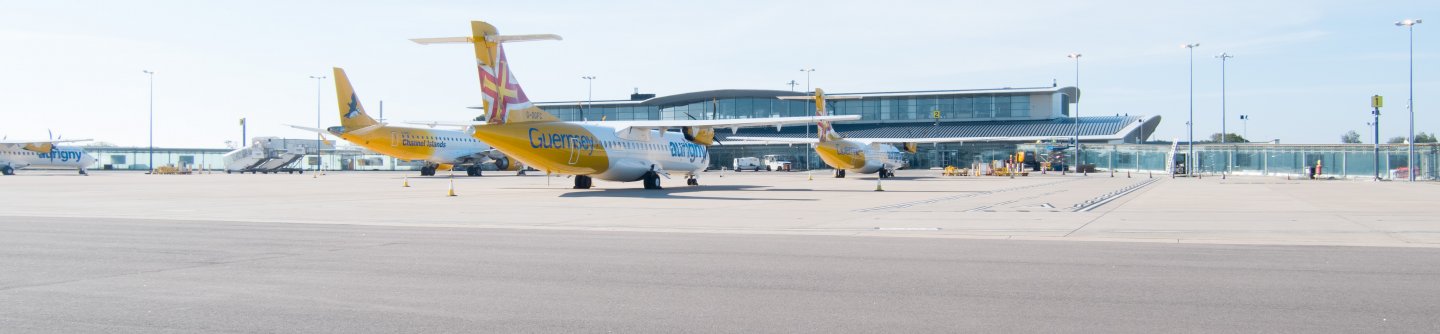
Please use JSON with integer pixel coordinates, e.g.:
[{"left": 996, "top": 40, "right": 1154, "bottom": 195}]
[
  {"left": 391, "top": 131, "right": 400, "bottom": 147},
  {"left": 940, "top": 151, "right": 958, "bottom": 168},
  {"left": 567, "top": 137, "right": 582, "bottom": 165}
]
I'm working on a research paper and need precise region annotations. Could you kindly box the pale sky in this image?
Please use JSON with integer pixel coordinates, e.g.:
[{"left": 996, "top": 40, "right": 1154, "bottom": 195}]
[{"left": 0, "top": 0, "right": 1435, "bottom": 147}]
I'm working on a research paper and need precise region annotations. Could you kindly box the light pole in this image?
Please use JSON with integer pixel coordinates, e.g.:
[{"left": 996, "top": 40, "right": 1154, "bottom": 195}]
[
  {"left": 800, "top": 68, "right": 815, "bottom": 170},
  {"left": 786, "top": 80, "right": 798, "bottom": 92},
  {"left": 799, "top": 68, "right": 814, "bottom": 92},
  {"left": 1217, "top": 53, "right": 1233, "bottom": 143},
  {"left": 1217, "top": 52, "right": 1234, "bottom": 174},
  {"left": 1067, "top": 53, "right": 1082, "bottom": 171},
  {"left": 582, "top": 76, "right": 595, "bottom": 121},
  {"left": 309, "top": 75, "right": 326, "bottom": 174},
  {"left": 1184, "top": 43, "right": 1200, "bottom": 175},
  {"left": 143, "top": 70, "right": 154, "bottom": 173},
  {"left": 1396, "top": 18, "right": 1422, "bottom": 181}
]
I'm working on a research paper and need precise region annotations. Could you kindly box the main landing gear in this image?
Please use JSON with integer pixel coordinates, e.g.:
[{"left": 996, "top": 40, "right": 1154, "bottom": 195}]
[
  {"left": 877, "top": 169, "right": 894, "bottom": 179},
  {"left": 1, "top": 165, "right": 14, "bottom": 175},
  {"left": 465, "top": 165, "right": 482, "bottom": 177},
  {"left": 573, "top": 175, "right": 593, "bottom": 189},
  {"left": 686, "top": 175, "right": 699, "bottom": 186},
  {"left": 834, "top": 169, "right": 846, "bottom": 178},
  {"left": 642, "top": 171, "right": 663, "bottom": 190},
  {"left": 419, "top": 165, "right": 437, "bottom": 176}
]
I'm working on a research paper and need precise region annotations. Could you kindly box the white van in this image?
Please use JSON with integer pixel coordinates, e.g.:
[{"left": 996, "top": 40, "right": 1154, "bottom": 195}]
[
  {"left": 762, "top": 154, "right": 793, "bottom": 172},
  {"left": 733, "top": 157, "right": 761, "bottom": 171}
]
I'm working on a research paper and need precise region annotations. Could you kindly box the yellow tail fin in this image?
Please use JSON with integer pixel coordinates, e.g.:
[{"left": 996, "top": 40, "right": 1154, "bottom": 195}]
[
  {"left": 812, "top": 88, "right": 844, "bottom": 142},
  {"left": 332, "top": 67, "right": 380, "bottom": 132}
]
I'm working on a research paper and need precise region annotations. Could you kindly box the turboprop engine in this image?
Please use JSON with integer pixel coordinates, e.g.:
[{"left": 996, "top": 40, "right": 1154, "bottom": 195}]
[{"left": 682, "top": 126, "right": 715, "bottom": 146}]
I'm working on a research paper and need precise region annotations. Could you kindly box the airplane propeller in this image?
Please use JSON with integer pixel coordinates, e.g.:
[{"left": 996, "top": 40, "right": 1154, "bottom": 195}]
[{"left": 683, "top": 112, "right": 722, "bottom": 146}]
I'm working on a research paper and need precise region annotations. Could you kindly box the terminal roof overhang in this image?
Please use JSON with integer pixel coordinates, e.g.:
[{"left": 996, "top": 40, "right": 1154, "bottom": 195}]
[
  {"left": 532, "top": 86, "right": 1080, "bottom": 108},
  {"left": 716, "top": 115, "right": 1159, "bottom": 144}
]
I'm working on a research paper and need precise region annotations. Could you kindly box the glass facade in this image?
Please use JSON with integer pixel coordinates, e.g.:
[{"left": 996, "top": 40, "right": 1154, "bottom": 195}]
[
  {"left": 84, "top": 147, "right": 231, "bottom": 171},
  {"left": 538, "top": 92, "right": 1039, "bottom": 123},
  {"left": 83, "top": 146, "right": 429, "bottom": 171},
  {"left": 543, "top": 104, "right": 661, "bottom": 121},
  {"left": 708, "top": 143, "right": 1440, "bottom": 180}
]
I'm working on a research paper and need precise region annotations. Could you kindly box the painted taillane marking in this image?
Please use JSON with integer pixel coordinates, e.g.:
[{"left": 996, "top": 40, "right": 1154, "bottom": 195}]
[
  {"left": 856, "top": 179, "right": 1083, "bottom": 212},
  {"left": 1073, "top": 178, "right": 1159, "bottom": 212}
]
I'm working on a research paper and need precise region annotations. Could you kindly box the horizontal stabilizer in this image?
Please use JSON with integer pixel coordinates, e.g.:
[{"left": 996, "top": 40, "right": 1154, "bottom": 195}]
[
  {"left": 404, "top": 120, "right": 481, "bottom": 128},
  {"left": 410, "top": 34, "right": 563, "bottom": 45},
  {"left": 286, "top": 124, "right": 326, "bottom": 133}
]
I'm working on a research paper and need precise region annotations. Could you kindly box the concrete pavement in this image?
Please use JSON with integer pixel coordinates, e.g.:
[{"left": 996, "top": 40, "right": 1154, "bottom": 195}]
[{"left": 1, "top": 216, "right": 1438, "bottom": 333}]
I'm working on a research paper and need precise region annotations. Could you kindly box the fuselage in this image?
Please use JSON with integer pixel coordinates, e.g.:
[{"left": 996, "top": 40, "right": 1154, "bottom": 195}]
[
  {"left": 329, "top": 125, "right": 493, "bottom": 165},
  {"left": 815, "top": 139, "right": 905, "bottom": 174},
  {"left": 471, "top": 121, "right": 709, "bottom": 182},
  {"left": 0, "top": 146, "right": 96, "bottom": 171}
]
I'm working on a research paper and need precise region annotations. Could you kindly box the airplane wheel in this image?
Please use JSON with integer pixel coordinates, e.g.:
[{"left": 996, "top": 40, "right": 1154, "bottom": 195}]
[
  {"left": 1, "top": 166, "right": 13, "bottom": 175},
  {"left": 643, "top": 172, "right": 663, "bottom": 190},
  {"left": 687, "top": 178, "right": 698, "bottom": 186},
  {"left": 574, "top": 175, "right": 592, "bottom": 189},
  {"left": 834, "top": 169, "right": 845, "bottom": 178}
]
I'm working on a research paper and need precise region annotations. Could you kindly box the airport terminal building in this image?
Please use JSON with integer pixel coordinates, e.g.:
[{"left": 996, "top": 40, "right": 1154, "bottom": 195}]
[
  {"left": 74, "top": 85, "right": 1433, "bottom": 179},
  {"left": 535, "top": 86, "right": 1160, "bottom": 169}
]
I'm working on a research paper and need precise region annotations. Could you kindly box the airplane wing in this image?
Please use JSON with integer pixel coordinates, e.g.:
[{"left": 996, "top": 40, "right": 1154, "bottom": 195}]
[
  {"left": 405, "top": 115, "right": 861, "bottom": 134},
  {"left": 0, "top": 139, "right": 92, "bottom": 145},
  {"left": 726, "top": 136, "right": 1013, "bottom": 145},
  {"left": 847, "top": 137, "right": 1006, "bottom": 144},
  {"left": 602, "top": 115, "right": 860, "bottom": 134},
  {"left": 724, "top": 137, "right": 819, "bottom": 144},
  {"left": 777, "top": 95, "right": 862, "bottom": 100},
  {"left": 0, "top": 138, "right": 91, "bottom": 153}
]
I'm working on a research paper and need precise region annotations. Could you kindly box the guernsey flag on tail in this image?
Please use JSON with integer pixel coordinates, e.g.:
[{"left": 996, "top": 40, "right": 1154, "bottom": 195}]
[{"left": 478, "top": 45, "right": 534, "bottom": 125}]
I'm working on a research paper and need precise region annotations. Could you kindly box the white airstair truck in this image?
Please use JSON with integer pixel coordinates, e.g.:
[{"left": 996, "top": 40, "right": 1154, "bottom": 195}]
[
  {"left": 1166, "top": 139, "right": 1188, "bottom": 176},
  {"left": 223, "top": 137, "right": 317, "bottom": 174}
]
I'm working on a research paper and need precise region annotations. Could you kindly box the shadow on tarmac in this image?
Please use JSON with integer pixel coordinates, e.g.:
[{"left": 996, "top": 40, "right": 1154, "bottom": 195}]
[{"left": 557, "top": 185, "right": 819, "bottom": 201}]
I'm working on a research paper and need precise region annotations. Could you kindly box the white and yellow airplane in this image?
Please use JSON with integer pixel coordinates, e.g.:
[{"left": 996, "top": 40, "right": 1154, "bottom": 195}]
[
  {"left": 0, "top": 137, "right": 95, "bottom": 175},
  {"left": 290, "top": 68, "right": 514, "bottom": 176},
  {"left": 410, "top": 21, "right": 859, "bottom": 189},
  {"left": 730, "top": 89, "right": 976, "bottom": 178}
]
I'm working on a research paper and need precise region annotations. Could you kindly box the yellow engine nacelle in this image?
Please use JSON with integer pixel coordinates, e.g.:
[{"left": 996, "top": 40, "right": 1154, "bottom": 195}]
[
  {"left": 683, "top": 126, "right": 716, "bottom": 146},
  {"left": 902, "top": 142, "right": 918, "bottom": 153},
  {"left": 493, "top": 157, "right": 523, "bottom": 171},
  {"left": 22, "top": 143, "right": 54, "bottom": 153}
]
